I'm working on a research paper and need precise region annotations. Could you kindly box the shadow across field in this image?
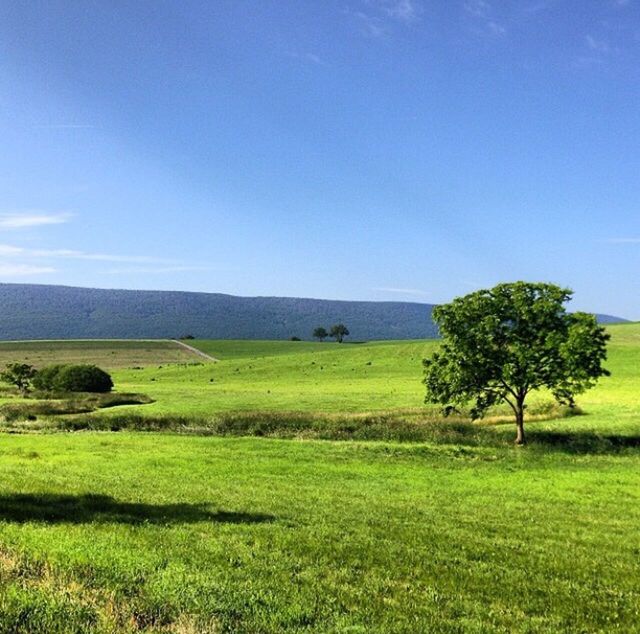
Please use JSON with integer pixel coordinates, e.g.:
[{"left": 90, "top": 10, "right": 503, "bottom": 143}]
[
  {"left": 525, "top": 430, "right": 640, "bottom": 454},
  {"left": 0, "top": 493, "right": 275, "bottom": 525}
]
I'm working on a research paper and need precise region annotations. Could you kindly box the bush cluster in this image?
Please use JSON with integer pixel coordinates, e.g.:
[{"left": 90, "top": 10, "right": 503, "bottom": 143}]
[{"left": 33, "top": 364, "right": 113, "bottom": 393}]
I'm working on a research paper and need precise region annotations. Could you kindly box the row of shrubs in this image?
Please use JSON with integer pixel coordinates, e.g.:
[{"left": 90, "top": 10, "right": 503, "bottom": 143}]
[{"left": 0, "top": 362, "right": 114, "bottom": 395}]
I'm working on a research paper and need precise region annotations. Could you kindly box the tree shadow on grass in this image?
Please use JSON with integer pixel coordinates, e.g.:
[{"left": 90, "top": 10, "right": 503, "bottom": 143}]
[
  {"left": 525, "top": 431, "right": 640, "bottom": 454},
  {"left": 0, "top": 493, "right": 275, "bottom": 525}
]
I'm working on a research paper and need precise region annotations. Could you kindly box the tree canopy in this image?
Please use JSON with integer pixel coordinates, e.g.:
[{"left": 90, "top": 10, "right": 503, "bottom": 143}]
[
  {"left": 423, "top": 282, "right": 610, "bottom": 444},
  {"left": 33, "top": 364, "right": 113, "bottom": 393},
  {"left": 329, "top": 324, "right": 349, "bottom": 343},
  {"left": 0, "top": 363, "right": 37, "bottom": 396},
  {"left": 313, "top": 327, "right": 328, "bottom": 341}
]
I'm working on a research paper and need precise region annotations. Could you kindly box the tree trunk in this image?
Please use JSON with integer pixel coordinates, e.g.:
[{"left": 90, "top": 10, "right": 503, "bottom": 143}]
[{"left": 515, "top": 400, "right": 526, "bottom": 445}]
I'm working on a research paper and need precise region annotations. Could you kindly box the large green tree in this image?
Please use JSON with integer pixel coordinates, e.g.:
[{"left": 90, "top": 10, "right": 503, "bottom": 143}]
[{"left": 423, "top": 282, "right": 610, "bottom": 444}]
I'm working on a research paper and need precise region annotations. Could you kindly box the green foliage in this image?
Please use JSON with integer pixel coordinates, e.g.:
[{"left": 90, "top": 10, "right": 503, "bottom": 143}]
[
  {"left": 312, "top": 326, "right": 328, "bottom": 341},
  {"left": 32, "top": 364, "right": 66, "bottom": 392},
  {"left": 423, "top": 282, "right": 610, "bottom": 444},
  {"left": 0, "top": 363, "right": 37, "bottom": 395},
  {"left": 42, "top": 364, "right": 114, "bottom": 393},
  {"left": 289, "top": 336, "right": 301, "bottom": 341},
  {"left": 329, "top": 323, "right": 350, "bottom": 343}
]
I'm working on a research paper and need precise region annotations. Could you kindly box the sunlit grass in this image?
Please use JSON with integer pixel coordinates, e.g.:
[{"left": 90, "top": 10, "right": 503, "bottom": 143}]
[{"left": 0, "top": 324, "right": 637, "bottom": 631}]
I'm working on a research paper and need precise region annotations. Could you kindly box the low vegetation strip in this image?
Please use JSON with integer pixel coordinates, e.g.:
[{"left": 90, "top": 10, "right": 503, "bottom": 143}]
[{"left": 1, "top": 405, "right": 593, "bottom": 447}]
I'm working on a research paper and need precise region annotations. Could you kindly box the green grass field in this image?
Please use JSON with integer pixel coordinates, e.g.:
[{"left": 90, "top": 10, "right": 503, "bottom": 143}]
[
  {"left": 0, "top": 325, "right": 638, "bottom": 632},
  {"left": 0, "top": 339, "right": 202, "bottom": 370}
]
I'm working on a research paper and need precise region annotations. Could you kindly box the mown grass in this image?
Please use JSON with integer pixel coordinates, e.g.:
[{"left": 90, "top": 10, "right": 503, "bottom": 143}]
[
  {"left": 0, "top": 339, "right": 202, "bottom": 370},
  {"left": 0, "top": 434, "right": 638, "bottom": 633},
  {"left": 70, "top": 324, "right": 629, "bottom": 427},
  {"left": 0, "top": 325, "right": 637, "bottom": 631}
]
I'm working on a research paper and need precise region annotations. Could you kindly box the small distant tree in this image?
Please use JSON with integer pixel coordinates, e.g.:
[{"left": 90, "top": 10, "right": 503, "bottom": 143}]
[
  {"left": 290, "top": 336, "right": 301, "bottom": 341},
  {"left": 0, "top": 363, "right": 37, "bottom": 396},
  {"left": 330, "top": 324, "right": 349, "bottom": 343},
  {"left": 423, "top": 282, "right": 610, "bottom": 445},
  {"left": 180, "top": 334, "right": 195, "bottom": 340},
  {"left": 313, "top": 327, "right": 328, "bottom": 342}
]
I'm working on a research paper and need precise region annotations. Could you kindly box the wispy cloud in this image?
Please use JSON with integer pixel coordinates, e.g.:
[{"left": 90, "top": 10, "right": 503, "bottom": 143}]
[
  {"left": 0, "top": 244, "right": 168, "bottom": 263},
  {"left": 463, "top": 0, "right": 507, "bottom": 35},
  {"left": 0, "top": 211, "right": 73, "bottom": 229},
  {"left": 288, "top": 51, "right": 324, "bottom": 65},
  {"left": 375, "top": 0, "right": 421, "bottom": 23},
  {"left": 104, "top": 265, "right": 215, "bottom": 275},
  {"left": 33, "top": 124, "right": 94, "bottom": 130},
  {"left": 373, "top": 286, "right": 431, "bottom": 297},
  {"left": 350, "top": 9, "right": 388, "bottom": 38},
  {"left": 347, "top": 0, "right": 422, "bottom": 39},
  {"left": 586, "top": 34, "right": 610, "bottom": 54},
  {"left": 522, "top": 1, "right": 554, "bottom": 14},
  {"left": 0, "top": 264, "right": 56, "bottom": 276}
]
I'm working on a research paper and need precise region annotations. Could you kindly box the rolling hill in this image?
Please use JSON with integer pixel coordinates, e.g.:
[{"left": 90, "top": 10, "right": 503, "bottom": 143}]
[{"left": 0, "top": 283, "right": 628, "bottom": 341}]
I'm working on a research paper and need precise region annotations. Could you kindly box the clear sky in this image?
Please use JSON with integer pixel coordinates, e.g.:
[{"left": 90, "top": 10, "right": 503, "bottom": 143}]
[{"left": 0, "top": 1, "right": 638, "bottom": 318}]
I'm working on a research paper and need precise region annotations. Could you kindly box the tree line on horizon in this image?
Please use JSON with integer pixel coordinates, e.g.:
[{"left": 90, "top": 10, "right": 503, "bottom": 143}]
[{"left": 312, "top": 324, "right": 350, "bottom": 343}]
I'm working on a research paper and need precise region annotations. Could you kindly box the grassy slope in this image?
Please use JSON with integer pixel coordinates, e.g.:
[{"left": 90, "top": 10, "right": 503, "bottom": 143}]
[
  {"left": 109, "top": 339, "right": 439, "bottom": 415},
  {"left": 98, "top": 324, "right": 639, "bottom": 429},
  {"left": 0, "top": 325, "right": 638, "bottom": 631},
  {"left": 0, "top": 339, "right": 201, "bottom": 370}
]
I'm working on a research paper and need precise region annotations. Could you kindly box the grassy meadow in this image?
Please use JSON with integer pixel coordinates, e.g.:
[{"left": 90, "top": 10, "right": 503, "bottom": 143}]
[
  {"left": 0, "top": 325, "right": 638, "bottom": 631},
  {"left": 0, "top": 340, "right": 200, "bottom": 370}
]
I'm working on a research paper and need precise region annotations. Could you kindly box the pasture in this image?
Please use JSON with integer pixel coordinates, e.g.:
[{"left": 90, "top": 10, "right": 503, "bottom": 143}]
[
  {"left": 0, "top": 325, "right": 638, "bottom": 631},
  {"left": 0, "top": 339, "right": 202, "bottom": 370}
]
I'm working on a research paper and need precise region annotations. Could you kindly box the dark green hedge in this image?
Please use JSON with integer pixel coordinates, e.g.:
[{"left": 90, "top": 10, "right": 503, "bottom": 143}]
[{"left": 34, "top": 364, "right": 113, "bottom": 393}]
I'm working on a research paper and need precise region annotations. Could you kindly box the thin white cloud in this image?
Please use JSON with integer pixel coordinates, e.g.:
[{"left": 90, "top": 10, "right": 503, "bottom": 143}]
[
  {"left": 0, "top": 211, "right": 73, "bottom": 229},
  {"left": 463, "top": 0, "right": 507, "bottom": 35},
  {"left": 373, "top": 286, "right": 431, "bottom": 297},
  {"left": 351, "top": 10, "right": 388, "bottom": 38},
  {"left": 348, "top": 0, "right": 421, "bottom": 39},
  {"left": 288, "top": 51, "right": 324, "bottom": 65},
  {"left": 0, "top": 264, "right": 56, "bottom": 276},
  {"left": 464, "top": 0, "right": 491, "bottom": 18},
  {"left": 0, "top": 243, "right": 168, "bottom": 263},
  {"left": 379, "top": 0, "right": 421, "bottom": 23},
  {"left": 522, "top": 1, "right": 554, "bottom": 14},
  {"left": 33, "top": 124, "right": 94, "bottom": 129},
  {"left": 586, "top": 34, "right": 610, "bottom": 53},
  {"left": 105, "top": 265, "right": 214, "bottom": 274}
]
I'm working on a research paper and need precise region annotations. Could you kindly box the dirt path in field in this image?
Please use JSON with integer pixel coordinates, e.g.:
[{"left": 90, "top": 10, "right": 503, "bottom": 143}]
[{"left": 171, "top": 340, "right": 219, "bottom": 362}]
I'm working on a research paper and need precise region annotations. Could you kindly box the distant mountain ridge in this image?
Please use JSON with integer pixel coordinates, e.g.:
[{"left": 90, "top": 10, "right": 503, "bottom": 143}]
[{"left": 0, "top": 284, "right": 628, "bottom": 341}]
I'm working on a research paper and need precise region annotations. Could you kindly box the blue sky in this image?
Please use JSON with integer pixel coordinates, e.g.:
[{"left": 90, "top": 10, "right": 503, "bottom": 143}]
[{"left": 0, "top": 0, "right": 639, "bottom": 318}]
